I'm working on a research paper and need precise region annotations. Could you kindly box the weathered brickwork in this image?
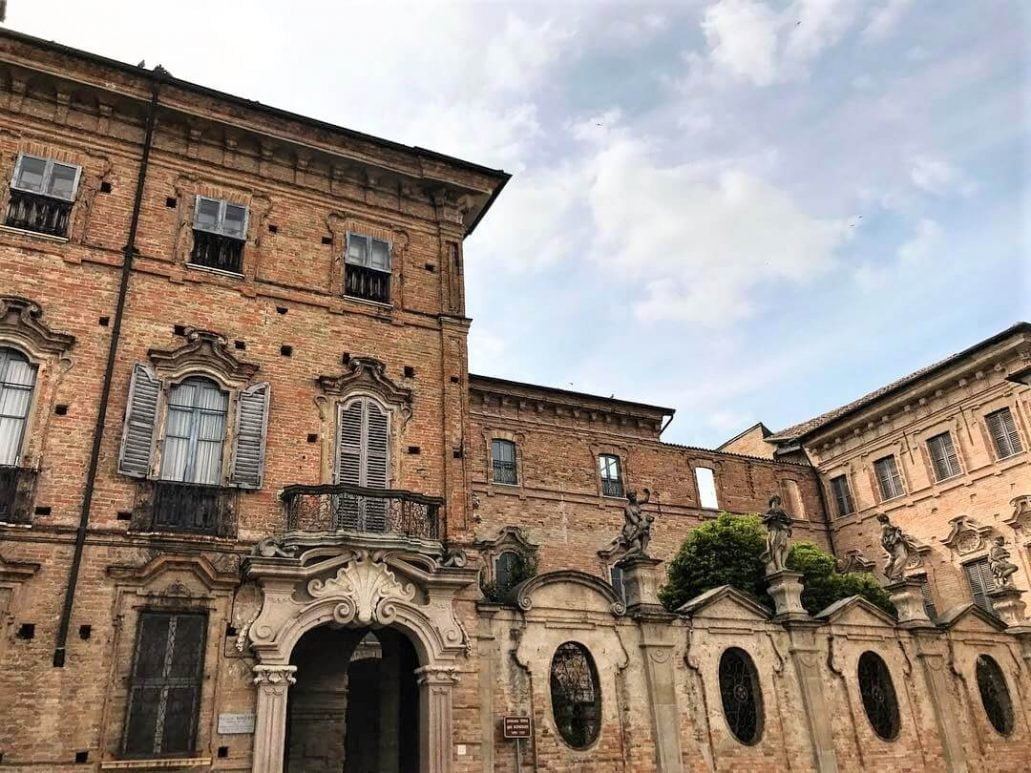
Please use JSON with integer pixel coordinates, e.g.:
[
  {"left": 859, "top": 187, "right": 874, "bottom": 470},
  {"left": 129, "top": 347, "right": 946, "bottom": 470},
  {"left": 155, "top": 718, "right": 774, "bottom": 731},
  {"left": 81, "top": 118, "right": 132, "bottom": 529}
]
[{"left": 0, "top": 28, "right": 1029, "bottom": 773}]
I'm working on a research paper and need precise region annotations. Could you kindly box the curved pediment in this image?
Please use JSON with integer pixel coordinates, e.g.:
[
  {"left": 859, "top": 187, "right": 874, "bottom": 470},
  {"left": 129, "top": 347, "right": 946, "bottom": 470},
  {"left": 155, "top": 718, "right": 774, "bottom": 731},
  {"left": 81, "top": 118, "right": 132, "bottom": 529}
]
[
  {"left": 148, "top": 328, "right": 259, "bottom": 386},
  {"left": 316, "top": 356, "right": 413, "bottom": 417},
  {"left": 0, "top": 295, "right": 75, "bottom": 357},
  {"left": 514, "top": 570, "right": 626, "bottom": 617}
]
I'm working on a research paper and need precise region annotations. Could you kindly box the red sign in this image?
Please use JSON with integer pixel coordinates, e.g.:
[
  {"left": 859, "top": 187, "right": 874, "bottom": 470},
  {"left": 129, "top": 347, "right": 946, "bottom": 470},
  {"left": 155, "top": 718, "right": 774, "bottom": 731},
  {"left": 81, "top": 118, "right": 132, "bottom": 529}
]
[{"left": 503, "top": 716, "right": 531, "bottom": 739}]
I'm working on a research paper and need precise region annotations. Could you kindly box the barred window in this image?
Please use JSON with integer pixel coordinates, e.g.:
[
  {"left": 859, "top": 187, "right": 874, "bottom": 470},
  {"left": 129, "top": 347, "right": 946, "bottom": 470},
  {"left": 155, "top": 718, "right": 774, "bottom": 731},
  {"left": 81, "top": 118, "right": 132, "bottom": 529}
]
[
  {"left": 190, "top": 196, "right": 248, "bottom": 273},
  {"left": 345, "top": 233, "right": 392, "bottom": 304},
  {"left": 975, "top": 654, "right": 1014, "bottom": 736},
  {"left": 550, "top": 642, "right": 601, "bottom": 749},
  {"left": 985, "top": 408, "right": 1022, "bottom": 459},
  {"left": 927, "top": 432, "right": 961, "bottom": 481},
  {"left": 718, "top": 647, "right": 763, "bottom": 745},
  {"left": 873, "top": 455, "right": 904, "bottom": 501},
  {"left": 829, "top": 474, "right": 854, "bottom": 517},
  {"left": 598, "top": 454, "right": 623, "bottom": 498},
  {"left": 491, "top": 439, "right": 517, "bottom": 485},
  {"left": 857, "top": 651, "right": 900, "bottom": 741},
  {"left": 6, "top": 154, "right": 81, "bottom": 237}
]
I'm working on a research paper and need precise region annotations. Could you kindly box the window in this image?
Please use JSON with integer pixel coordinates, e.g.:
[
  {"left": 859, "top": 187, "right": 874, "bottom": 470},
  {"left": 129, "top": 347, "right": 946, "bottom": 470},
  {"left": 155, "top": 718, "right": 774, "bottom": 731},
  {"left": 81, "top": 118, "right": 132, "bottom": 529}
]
[
  {"left": 926, "top": 432, "right": 961, "bottom": 481},
  {"left": 189, "top": 196, "right": 248, "bottom": 273},
  {"left": 718, "top": 648, "right": 763, "bottom": 745},
  {"left": 916, "top": 576, "right": 938, "bottom": 621},
  {"left": 335, "top": 397, "right": 390, "bottom": 531},
  {"left": 5, "top": 154, "right": 81, "bottom": 237},
  {"left": 123, "top": 611, "right": 207, "bottom": 757},
  {"left": 964, "top": 558, "right": 996, "bottom": 613},
  {"left": 160, "top": 377, "right": 229, "bottom": 486},
  {"left": 550, "top": 642, "right": 601, "bottom": 749},
  {"left": 985, "top": 408, "right": 1022, "bottom": 459},
  {"left": 975, "top": 654, "right": 1014, "bottom": 736},
  {"left": 345, "top": 233, "right": 392, "bottom": 304},
  {"left": 695, "top": 466, "right": 718, "bottom": 509},
  {"left": 495, "top": 551, "right": 521, "bottom": 588},
  {"left": 857, "top": 651, "right": 900, "bottom": 741},
  {"left": 491, "top": 439, "right": 517, "bottom": 485},
  {"left": 0, "top": 347, "right": 37, "bottom": 466},
  {"left": 609, "top": 564, "right": 626, "bottom": 602},
  {"left": 829, "top": 474, "right": 855, "bottom": 517},
  {"left": 598, "top": 454, "right": 623, "bottom": 497},
  {"left": 873, "top": 456, "right": 904, "bottom": 501}
]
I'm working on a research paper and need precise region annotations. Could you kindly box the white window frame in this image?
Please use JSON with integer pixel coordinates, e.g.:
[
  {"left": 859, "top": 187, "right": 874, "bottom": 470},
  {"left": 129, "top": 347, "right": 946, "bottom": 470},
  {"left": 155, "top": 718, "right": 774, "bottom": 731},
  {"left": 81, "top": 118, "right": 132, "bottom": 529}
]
[
  {"left": 695, "top": 466, "right": 719, "bottom": 510},
  {"left": 11, "top": 153, "right": 82, "bottom": 201},
  {"left": 345, "top": 232, "right": 393, "bottom": 273},
  {"left": 192, "top": 195, "right": 249, "bottom": 240}
]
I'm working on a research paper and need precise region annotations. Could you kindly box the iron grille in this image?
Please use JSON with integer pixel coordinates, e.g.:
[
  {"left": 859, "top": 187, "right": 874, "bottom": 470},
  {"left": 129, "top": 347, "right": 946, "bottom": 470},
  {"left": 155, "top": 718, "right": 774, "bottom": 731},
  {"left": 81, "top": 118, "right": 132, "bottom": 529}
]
[
  {"left": 601, "top": 478, "right": 624, "bottom": 498},
  {"left": 345, "top": 264, "right": 390, "bottom": 304},
  {"left": 718, "top": 648, "right": 763, "bottom": 744},
  {"left": 189, "top": 229, "right": 244, "bottom": 273},
  {"left": 132, "top": 480, "right": 238, "bottom": 537},
  {"left": 857, "top": 651, "right": 900, "bottom": 740},
  {"left": 549, "top": 641, "right": 601, "bottom": 749},
  {"left": 5, "top": 189, "right": 73, "bottom": 237},
  {"left": 0, "top": 465, "right": 36, "bottom": 524},
  {"left": 281, "top": 483, "right": 442, "bottom": 540},
  {"left": 975, "top": 654, "right": 1014, "bottom": 736},
  {"left": 492, "top": 459, "right": 517, "bottom": 485}
]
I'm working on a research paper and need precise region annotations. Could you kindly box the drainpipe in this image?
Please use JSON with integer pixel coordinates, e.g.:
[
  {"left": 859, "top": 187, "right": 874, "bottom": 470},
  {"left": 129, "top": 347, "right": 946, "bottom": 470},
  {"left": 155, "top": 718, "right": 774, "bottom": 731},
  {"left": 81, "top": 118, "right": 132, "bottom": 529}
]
[{"left": 53, "top": 71, "right": 163, "bottom": 667}]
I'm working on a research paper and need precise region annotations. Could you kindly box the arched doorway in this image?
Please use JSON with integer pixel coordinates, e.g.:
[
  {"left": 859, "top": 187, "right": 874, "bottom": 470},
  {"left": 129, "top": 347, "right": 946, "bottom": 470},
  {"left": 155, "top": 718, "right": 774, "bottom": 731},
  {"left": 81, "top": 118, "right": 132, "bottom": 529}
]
[{"left": 285, "top": 626, "right": 420, "bottom": 773}]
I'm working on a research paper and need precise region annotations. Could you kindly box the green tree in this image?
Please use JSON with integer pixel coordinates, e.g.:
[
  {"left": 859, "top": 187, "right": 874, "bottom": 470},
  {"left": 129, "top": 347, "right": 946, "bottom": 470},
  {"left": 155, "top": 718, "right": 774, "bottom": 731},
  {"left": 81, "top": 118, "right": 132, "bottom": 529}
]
[{"left": 658, "top": 512, "right": 895, "bottom": 616}]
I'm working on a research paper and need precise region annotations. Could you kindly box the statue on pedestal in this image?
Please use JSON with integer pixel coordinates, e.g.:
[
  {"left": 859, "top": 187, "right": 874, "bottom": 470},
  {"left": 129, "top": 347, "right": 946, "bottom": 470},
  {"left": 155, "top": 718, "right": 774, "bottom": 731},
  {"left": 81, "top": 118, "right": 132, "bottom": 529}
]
[
  {"left": 877, "top": 513, "right": 917, "bottom": 581},
  {"left": 988, "top": 536, "right": 1019, "bottom": 589},
  {"left": 761, "top": 495, "right": 792, "bottom": 573},
  {"left": 617, "top": 488, "right": 653, "bottom": 557}
]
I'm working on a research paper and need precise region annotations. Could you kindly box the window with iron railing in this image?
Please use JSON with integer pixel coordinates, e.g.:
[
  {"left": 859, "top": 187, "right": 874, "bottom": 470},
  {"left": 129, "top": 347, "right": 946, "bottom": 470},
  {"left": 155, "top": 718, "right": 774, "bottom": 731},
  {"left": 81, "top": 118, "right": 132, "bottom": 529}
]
[
  {"left": 598, "top": 454, "right": 623, "bottom": 498},
  {"left": 5, "top": 154, "right": 80, "bottom": 237},
  {"left": 491, "top": 439, "right": 517, "bottom": 485},
  {"left": 345, "top": 233, "right": 391, "bottom": 304},
  {"left": 189, "top": 196, "right": 247, "bottom": 273}
]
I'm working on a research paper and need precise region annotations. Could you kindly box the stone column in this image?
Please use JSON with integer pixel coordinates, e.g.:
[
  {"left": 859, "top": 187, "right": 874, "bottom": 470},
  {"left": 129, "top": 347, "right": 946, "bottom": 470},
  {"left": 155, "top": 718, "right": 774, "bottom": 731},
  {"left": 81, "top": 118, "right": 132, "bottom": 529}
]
[
  {"left": 886, "top": 579, "right": 931, "bottom": 626},
  {"left": 784, "top": 625, "right": 838, "bottom": 773},
  {"left": 766, "top": 569, "right": 808, "bottom": 622},
  {"left": 415, "top": 664, "right": 458, "bottom": 773},
  {"left": 252, "top": 664, "right": 297, "bottom": 773},
  {"left": 620, "top": 555, "right": 683, "bottom": 773}
]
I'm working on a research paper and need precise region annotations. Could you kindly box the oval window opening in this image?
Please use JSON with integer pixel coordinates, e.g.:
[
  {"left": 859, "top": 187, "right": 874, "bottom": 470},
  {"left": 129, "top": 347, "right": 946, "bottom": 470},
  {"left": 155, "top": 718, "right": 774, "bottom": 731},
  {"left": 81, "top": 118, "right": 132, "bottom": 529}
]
[
  {"left": 550, "top": 641, "right": 601, "bottom": 749},
  {"left": 857, "top": 651, "right": 900, "bottom": 741},
  {"left": 975, "top": 654, "right": 1014, "bottom": 736},
  {"left": 718, "top": 647, "right": 764, "bottom": 745}
]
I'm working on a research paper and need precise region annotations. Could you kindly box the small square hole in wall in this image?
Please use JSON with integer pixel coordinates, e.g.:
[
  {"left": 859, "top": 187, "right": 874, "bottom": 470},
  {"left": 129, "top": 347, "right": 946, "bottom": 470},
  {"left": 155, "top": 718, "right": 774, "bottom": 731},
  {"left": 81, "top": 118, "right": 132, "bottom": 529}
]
[
  {"left": 234, "top": 340, "right": 246, "bottom": 350},
  {"left": 217, "top": 747, "right": 229, "bottom": 759},
  {"left": 165, "top": 196, "right": 178, "bottom": 208},
  {"left": 342, "top": 352, "right": 351, "bottom": 364},
  {"left": 424, "top": 263, "right": 436, "bottom": 272},
  {"left": 321, "top": 236, "right": 333, "bottom": 245},
  {"left": 116, "top": 510, "right": 132, "bottom": 521},
  {"left": 453, "top": 448, "right": 463, "bottom": 459},
  {"left": 450, "top": 376, "right": 461, "bottom": 384},
  {"left": 404, "top": 366, "right": 415, "bottom": 378},
  {"left": 225, "top": 623, "right": 238, "bottom": 638},
  {"left": 55, "top": 404, "right": 69, "bottom": 416},
  {"left": 34, "top": 506, "right": 51, "bottom": 516},
  {"left": 306, "top": 433, "right": 318, "bottom": 444},
  {"left": 268, "top": 224, "right": 278, "bottom": 234},
  {"left": 78, "top": 625, "right": 91, "bottom": 641},
  {"left": 98, "top": 316, "right": 110, "bottom": 327},
  {"left": 100, "top": 181, "right": 113, "bottom": 194},
  {"left": 75, "top": 751, "right": 89, "bottom": 764},
  {"left": 276, "top": 306, "right": 288, "bottom": 315},
  {"left": 280, "top": 345, "right": 293, "bottom": 357},
  {"left": 173, "top": 324, "right": 187, "bottom": 336},
  {"left": 407, "top": 446, "right": 421, "bottom": 455},
  {"left": 16, "top": 623, "right": 34, "bottom": 640}
]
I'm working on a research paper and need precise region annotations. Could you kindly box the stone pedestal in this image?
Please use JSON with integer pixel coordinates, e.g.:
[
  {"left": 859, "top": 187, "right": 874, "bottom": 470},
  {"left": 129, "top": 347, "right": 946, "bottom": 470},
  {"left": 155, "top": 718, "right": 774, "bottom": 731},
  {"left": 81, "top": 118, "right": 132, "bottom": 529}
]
[
  {"left": 989, "top": 586, "right": 1028, "bottom": 626},
  {"left": 766, "top": 570, "right": 808, "bottom": 621},
  {"left": 886, "top": 579, "right": 931, "bottom": 626},
  {"left": 616, "top": 554, "right": 663, "bottom": 609}
]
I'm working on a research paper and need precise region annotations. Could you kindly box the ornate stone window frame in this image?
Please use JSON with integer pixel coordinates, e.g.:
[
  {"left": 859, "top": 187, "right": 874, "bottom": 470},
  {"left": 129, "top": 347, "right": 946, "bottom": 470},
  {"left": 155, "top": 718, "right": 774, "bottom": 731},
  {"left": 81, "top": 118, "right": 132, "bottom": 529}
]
[
  {"left": 940, "top": 515, "right": 995, "bottom": 560},
  {"left": 475, "top": 526, "right": 539, "bottom": 586},
  {"left": 315, "top": 356, "right": 412, "bottom": 485},
  {"left": 914, "top": 418, "right": 967, "bottom": 485},
  {"left": 325, "top": 214, "right": 410, "bottom": 311},
  {"left": 0, "top": 296, "right": 75, "bottom": 471}
]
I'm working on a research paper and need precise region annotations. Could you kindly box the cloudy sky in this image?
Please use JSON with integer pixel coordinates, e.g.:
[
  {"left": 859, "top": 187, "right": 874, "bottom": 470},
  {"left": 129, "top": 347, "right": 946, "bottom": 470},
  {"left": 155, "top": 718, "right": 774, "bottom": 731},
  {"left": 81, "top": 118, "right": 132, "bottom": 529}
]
[{"left": 13, "top": 1, "right": 1027, "bottom": 446}]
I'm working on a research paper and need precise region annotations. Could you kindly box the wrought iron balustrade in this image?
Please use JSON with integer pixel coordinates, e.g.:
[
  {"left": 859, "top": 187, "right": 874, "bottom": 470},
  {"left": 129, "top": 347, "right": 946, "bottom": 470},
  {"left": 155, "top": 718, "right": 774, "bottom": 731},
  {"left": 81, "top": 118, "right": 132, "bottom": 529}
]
[
  {"left": 601, "top": 478, "right": 624, "bottom": 498},
  {"left": 0, "top": 466, "right": 37, "bottom": 525},
  {"left": 4, "top": 189, "right": 73, "bottom": 237},
  {"left": 492, "top": 460, "right": 517, "bottom": 485},
  {"left": 344, "top": 264, "right": 391, "bottom": 304},
  {"left": 189, "top": 229, "right": 244, "bottom": 273},
  {"left": 281, "top": 484, "right": 442, "bottom": 540},
  {"left": 132, "top": 480, "right": 238, "bottom": 537}
]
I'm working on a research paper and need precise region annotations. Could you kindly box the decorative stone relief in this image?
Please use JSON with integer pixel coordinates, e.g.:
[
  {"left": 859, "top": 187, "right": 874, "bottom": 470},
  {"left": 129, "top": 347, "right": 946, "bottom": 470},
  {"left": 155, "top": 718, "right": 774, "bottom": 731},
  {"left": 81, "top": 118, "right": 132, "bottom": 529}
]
[
  {"left": 1003, "top": 495, "right": 1031, "bottom": 540},
  {"left": 149, "top": 328, "right": 259, "bottom": 385},
  {"left": 940, "top": 514, "right": 995, "bottom": 557},
  {"left": 0, "top": 296, "right": 76, "bottom": 356},
  {"left": 308, "top": 553, "right": 417, "bottom": 626},
  {"left": 316, "top": 356, "right": 412, "bottom": 420},
  {"left": 837, "top": 550, "right": 875, "bottom": 574}
]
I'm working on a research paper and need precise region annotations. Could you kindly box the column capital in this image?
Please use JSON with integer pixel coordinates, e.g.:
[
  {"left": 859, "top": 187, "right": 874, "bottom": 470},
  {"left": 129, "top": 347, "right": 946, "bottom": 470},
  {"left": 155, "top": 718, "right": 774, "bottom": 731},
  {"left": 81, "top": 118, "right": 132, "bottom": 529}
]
[
  {"left": 253, "top": 664, "right": 297, "bottom": 690},
  {"left": 415, "top": 664, "right": 459, "bottom": 686}
]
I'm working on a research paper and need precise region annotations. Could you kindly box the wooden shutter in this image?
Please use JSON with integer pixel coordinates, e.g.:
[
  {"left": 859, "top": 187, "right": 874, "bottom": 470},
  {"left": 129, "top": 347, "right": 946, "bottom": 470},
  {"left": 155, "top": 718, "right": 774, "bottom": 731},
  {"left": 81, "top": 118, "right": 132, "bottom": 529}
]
[
  {"left": 928, "top": 434, "right": 958, "bottom": 480},
  {"left": 964, "top": 560, "right": 996, "bottom": 613},
  {"left": 365, "top": 401, "right": 389, "bottom": 488},
  {"left": 118, "top": 364, "right": 160, "bottom": 478},
  {"left": 123, "top": 611, "right": 207, "bottom": 756},
  {"left": 336, "top": 401, "right": 363, "bottom": 486},
  {"left": 231, "top": 382, "right": 269, "bottom": 488},
  {"left": 988, "top": 409, "right": 1022, "bottom": 457}
]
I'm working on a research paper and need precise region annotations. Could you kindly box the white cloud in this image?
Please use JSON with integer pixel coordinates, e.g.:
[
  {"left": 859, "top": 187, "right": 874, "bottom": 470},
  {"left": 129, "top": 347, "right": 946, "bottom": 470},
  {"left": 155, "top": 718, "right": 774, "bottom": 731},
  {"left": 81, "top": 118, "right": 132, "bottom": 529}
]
[
  {"left": 863, "top": 0, "right": 915, "bottom": 41},
  {"left": 485, "top": 15, "right": 575, "bottom": 94},
  {"left": 701, "top": 0, "right": 780, "bottom": 86},
  {"left": 855, "top": 218, "right": 943, "bottom": 288},
  {"left": 909, "top": 155, "right": 975, "bottom": 197},
  {"left": 898, "top": 218, "right": 943, "bottom": 264}
]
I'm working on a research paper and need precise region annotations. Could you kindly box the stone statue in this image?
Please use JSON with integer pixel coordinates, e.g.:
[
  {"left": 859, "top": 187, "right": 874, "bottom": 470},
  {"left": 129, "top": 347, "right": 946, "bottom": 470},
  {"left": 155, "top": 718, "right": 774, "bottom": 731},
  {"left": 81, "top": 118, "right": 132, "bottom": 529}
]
[
  {"left": 618, "top": 488, "right": 653, "bottom": 556},
  {"left": 988, "top": 536, "right": 1018, "bottom": 589},
  {"left": 878, "top": 513, "right": 917, "bottom": 581},
  {"left": 761, "top": 495, "right": 793, "bottom": 573}
]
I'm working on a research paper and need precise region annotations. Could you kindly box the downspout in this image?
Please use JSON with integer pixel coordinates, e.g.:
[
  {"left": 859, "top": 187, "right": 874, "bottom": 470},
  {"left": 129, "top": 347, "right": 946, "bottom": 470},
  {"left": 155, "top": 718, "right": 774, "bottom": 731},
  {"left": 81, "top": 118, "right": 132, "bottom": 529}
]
[
  {"left": 801, "top": 444, "right": 838, "bottom": 559},
  {"left": 53, "top": 72, "right": 162, "bottom": 667}
]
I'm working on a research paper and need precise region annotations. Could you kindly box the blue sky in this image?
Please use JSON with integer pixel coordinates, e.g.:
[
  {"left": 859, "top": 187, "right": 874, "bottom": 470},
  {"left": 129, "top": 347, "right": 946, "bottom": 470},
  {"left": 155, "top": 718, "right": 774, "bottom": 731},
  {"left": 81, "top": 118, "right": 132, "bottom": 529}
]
[{"left": 15, "top": 1, "right": 1028, "bottom": 446}]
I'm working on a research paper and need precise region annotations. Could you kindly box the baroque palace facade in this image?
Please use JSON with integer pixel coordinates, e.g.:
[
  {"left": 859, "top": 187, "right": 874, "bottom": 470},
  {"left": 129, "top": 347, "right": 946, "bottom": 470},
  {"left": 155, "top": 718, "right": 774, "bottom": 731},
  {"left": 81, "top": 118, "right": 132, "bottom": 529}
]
[{"left": 0, "top": 28, "right": 1028, "bottom": 773}]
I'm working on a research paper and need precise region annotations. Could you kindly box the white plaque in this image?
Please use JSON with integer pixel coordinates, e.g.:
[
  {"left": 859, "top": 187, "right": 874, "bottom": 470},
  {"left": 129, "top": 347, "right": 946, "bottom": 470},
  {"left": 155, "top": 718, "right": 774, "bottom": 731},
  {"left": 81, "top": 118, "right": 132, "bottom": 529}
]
[{"left": 218, "top": 713, "right": 256, "bottom": 734}]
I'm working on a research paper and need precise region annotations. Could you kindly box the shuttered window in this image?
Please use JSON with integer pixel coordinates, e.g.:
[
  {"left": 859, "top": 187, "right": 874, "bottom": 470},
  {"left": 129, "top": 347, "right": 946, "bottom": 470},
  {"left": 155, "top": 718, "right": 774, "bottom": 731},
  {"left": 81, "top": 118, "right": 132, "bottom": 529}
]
[
  {"left": 119, "top": 364, "right": 161, "bottom": 478},
  {"left": 964, "top": 558, "right": 996, "bottom": 613},
  {"left": 916, "top": 576, "right": 938, "bottom": 620},
  {"left": 873, "top": 456, "right": 904, "bottom": 501},
  {"left": 0, "top": 348, "right": 37, "bottom": 467},
  {"left": 123, "top": 611, "right": 207, "bottom": 757},
  {"left": 230, "top": 383, "right": 269, "bottom": 488},
  {"left": 927, "top": 432, "right": 961, "bottom": 481},
  {"left": 335, "top": 397, "right": 391, "bottom": 529},
  {"left": 161, "top": 377, "right": 229, "bottom": 486},
  {"left": 829, "top": 475, "right": 854, "bottom": 517},
  {"left": 985, "top": 408, "right": 1022, "bottom": 459}
]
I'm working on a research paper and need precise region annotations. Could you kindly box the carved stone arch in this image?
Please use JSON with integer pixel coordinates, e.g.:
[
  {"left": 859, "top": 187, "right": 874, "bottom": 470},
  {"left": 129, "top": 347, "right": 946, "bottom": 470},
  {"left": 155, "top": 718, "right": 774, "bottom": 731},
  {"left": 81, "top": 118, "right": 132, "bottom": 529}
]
[
  {"left": 148, "top": 328, "right": 259, "bottom": 388},
  {"left": 515, "top": 569, "right": 626, "bottom": 617},
  {"left": 0, "top": 296, "right": 75, "bottom": 358}
]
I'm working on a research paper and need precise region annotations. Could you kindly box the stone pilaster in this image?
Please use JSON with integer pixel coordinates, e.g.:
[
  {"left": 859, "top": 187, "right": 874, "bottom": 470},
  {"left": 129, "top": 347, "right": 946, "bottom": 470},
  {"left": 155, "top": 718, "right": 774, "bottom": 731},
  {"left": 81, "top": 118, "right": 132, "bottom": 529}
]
[
  {"left": 635, "top": 608, "right": 683, "bottom": 773},
  {"left": 784, "top": 625, "right": 838, "bottom": 772},
  {"left": 886, "top": 579, "right": 931, "bottom": 626},
  {"left": 251, "top": 664, "right": 297, "bottom": 773},
  {"left": 416, "top": 664, "right": 459, "bottom": 773},
  {"left": 911, "top": 634, "right": 968, "bottom": 773},
  {"left": 766, "top": 569, "right": 808, "bottom": 622}
]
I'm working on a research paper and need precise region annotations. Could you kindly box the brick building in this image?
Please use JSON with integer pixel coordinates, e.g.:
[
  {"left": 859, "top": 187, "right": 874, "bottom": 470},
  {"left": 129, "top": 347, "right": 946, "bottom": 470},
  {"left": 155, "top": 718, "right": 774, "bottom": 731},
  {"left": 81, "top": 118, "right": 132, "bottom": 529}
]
[{"left": 0, "top": 29, "right": 1028, "bottom": 773}]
